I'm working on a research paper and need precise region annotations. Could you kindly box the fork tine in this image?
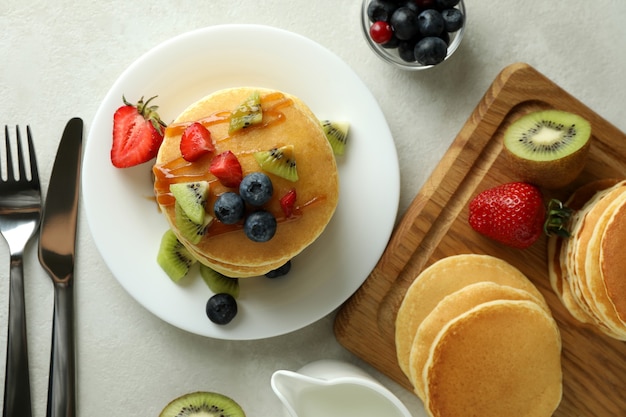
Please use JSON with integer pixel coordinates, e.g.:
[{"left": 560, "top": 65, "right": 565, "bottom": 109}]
[
  {"left": 26, "top": 126, "right": 38, "bottom": 184},
  {"left": 3, "top": 125, "right": 11, "bottom": 181},
  {"left": 16, "top": 127, "right": 27, "bottom": 182}
]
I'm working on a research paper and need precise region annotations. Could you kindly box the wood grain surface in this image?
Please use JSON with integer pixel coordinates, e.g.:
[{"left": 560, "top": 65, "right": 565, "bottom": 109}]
[{"left": 334, "top": 62, "right": 626, "bottom": 417}]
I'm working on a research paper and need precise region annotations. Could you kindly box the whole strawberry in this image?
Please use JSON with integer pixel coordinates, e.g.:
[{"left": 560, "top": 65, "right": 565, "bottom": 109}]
[
  {"left": 111, "top": 95, "right": 167, "bottom": 168},
  {"left": 468, "top": 182, "right": 545, "bottom": 249}
]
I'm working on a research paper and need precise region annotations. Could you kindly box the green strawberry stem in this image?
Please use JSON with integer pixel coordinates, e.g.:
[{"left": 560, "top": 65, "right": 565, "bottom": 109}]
[
  {"left": 544, "top": 199, "right": 573, "bottom": 238},
  {"left": 123, "top": 95, "right": 168, "bottom": 135}
]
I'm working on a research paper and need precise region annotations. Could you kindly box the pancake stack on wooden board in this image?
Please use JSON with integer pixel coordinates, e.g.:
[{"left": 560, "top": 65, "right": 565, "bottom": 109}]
[
  {"left": 153, "top": 87, "right": 339, "bottom": 277},
  {"left": 548, "top": 179, "right": 626, "bottom": 339},
  {"left": 395, "top": 254, "right": 562, "bottom": 417}
]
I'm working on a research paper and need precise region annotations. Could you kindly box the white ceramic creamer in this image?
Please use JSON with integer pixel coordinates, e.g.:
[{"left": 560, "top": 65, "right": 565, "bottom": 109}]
[{"left": 270, "top": 359, "right": 413, "bottom": 417}]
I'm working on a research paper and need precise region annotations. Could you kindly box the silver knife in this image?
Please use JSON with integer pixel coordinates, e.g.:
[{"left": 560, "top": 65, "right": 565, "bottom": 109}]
[{"left": 38, "top": 117, "right": 83, "bottom": 417}]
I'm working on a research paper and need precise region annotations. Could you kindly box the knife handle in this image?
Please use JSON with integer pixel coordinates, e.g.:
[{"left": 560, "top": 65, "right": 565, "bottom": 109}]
[{"left": 47, "top": 282, "right": 76, "bottom": 417}]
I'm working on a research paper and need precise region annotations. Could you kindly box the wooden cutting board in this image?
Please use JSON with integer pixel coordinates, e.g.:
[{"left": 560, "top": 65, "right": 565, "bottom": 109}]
[{"left": 334, "top": 62, "right": 626, "bottom": 417}]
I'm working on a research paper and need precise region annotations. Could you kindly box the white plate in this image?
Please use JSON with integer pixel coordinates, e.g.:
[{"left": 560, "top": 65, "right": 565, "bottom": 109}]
[{"left": 82, "top": 24, "right": 399, "bottom": 340}]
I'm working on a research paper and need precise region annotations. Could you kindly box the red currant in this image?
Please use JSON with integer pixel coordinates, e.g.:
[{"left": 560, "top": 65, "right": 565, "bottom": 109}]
[{"left": 369, "top": 21, "right": 393, "bottom": 44}]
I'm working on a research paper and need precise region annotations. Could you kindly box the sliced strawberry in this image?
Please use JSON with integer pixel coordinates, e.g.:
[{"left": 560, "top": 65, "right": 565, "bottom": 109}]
[
  {"left": 111, "top": 96, "right": 167, "bottom": 168},
  {"left": 180, "top": 122, "right": 215, "bottom": 162},
  {"left": 209, "top": 151, "right": 243, "bottom": 188},
  {"left": 280, "top": 188, "right": 297, "bottom": 218}
]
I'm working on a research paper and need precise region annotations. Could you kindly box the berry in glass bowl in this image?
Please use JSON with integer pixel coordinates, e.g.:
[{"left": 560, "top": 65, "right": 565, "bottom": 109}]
[{"left": 362, "top": 0, "right": 466, "bottom": 70}]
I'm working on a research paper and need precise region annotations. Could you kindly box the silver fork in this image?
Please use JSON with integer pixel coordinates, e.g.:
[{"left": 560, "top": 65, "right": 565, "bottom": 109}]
[{"left": 0, "top": 126, "right": 41, "bottom": 417}]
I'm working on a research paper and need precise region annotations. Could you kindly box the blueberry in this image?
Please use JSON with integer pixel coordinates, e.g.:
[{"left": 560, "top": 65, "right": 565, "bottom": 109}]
[
  {"left": 244, "top": 210, "right": 277, "bottom": 242},
  {"left": 206, "top": 293, "right": 237, "bottom": 325},
  {"left": 367, "top": 0, "right": 398, "bottom": 23},
  {"left": 390, "top": 7, "right": 420, "bottom": 40},
  {"left": 414, "top": 36, "right": 448, "bottom": 65},
  {"left": 441, "top": 8, "right": 464, "bottom": 32},
  {"left": 265, "top": 260, "right": 292, "bottom": 278},
  {"left": 213, "top": 192, "right": 245, "bottom": 224},
  {"left": 398, "top": 39, "right": 418, "bottom": 62},
  {"left": 417, "top": 9, "right": 444, "bottom": 37},
  {"left": 239, "top": 172, "right": 273, "bottom": 206}
]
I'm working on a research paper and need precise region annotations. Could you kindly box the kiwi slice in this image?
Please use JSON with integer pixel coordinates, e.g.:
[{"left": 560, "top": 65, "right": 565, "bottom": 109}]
[
  {"left": 254, "top": 145, "right": 299, "bottom": 182},
  {"left": 503, "top": 109, "right": 591, "bottom": 189},
  {"left": 159, "top": 391, "right": 245, "bottom": 417},
  {"left": 321, "top": 119, "right": 349, "bottom": 156},
  {"left": 199, "top": 264, "right": 240, "bottom": 298},
  {"left": 175, "top": 202, "right": 213, "bottom": 244},
  {"left": 170, "top": 181, "right": 209, "bottom": 225},
  {"left": 229, "top": 91, "right": 263, "bottom": 134},
  {"left": 156, "top": 230, "right": 197, "bottom": 282}
]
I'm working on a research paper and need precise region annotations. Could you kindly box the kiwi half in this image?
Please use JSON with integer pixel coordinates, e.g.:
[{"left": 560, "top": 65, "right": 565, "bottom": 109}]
[
  {"left": 321, "top": 119, "right": 349, "bottom": 156},
  {"left": 159, "top": 391, "right": 245, "bottom": 417},
  {"left": 156, "top": 230, "right": 197, "bottom": 282},
  {"left": 503, "top": 109, "right": 591, "bottom": 189},
  {"left": 254, "top": 145, "right": 299, "bottom": 182}
]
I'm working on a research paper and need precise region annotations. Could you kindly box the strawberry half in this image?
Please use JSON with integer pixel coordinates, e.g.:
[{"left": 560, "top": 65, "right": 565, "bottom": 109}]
[
  {"left": 280, "top": 188, "right": 297, "bottom": 218},
  {"left": 111, "top": 96, "right": 167, "bottom": 168},
  {"left": 180, "top": 122, "right": 215, "bottom": 162},
  {"left": 468, "top": 182, "right": 545, "bottom": 249},
  {"left": 209, "top": 151, "right": 243, "bottom": 188}
]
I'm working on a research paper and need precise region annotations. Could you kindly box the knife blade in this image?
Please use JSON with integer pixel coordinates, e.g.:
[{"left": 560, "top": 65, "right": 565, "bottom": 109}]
[{"left": 38, "top": 117, "right": 83, "bottom": 417}]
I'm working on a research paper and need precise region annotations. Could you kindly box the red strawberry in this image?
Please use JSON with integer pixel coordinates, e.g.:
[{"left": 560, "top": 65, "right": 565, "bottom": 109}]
[
  {"left": 111, "top": 96, "right": 167, "bottom": 168},
  {"left": 468, "top": 182, "right": 545, "bottom": 249},
  {"left": 280, "top": 188, "right": 297, "bottom": 218},
  {"left": 180, "top": 122, "right": 215, "bottom": 161},
  {"left": 209, "top": 151, "right": 243, "bottom": 188}
]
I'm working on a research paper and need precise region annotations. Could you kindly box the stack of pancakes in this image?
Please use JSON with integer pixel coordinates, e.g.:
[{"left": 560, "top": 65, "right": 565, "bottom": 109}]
[
  {"left": 395, "top": 254, "right": 562, "bottom": 417},
  {"left": 153, "top": 87, "right": 339, "bottom": 277},
  {"left": 548, "top": 179, "right": 626, "bottom": 339}
]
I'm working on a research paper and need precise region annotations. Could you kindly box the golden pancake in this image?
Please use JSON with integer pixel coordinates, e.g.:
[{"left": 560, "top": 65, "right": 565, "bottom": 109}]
[
  {"left": 548, "top": 179, "right": 626, "bottom": 339},
  {"left": 423, "top": 300, "right": 562, "bottom": 417},
  {"left": 408, "top": 282, "right": 544, "bottom": 399},
  {"left": 547, "top": 179, "right": 619, "bottom": 326},
  {"left": 564, "top": 183, "right": 624, "bottom": 326},
  {"left": 395, "top": 254, "right": 548, "bottom": 377},
  {"left": 583, "top": 191, "right": 626, "bottom": 337},
  {"left": 153, "top": 87, "right": 339, "bottom": 277},
  {"left": 600, "top": 199, "right": 626, "bottom": 322}
]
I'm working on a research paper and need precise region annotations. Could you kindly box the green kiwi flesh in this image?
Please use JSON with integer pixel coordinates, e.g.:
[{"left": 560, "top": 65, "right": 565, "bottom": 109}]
[
  {"left": 503, "top": 109, "right": 591, "bottom": 189},
  {"left": 321, "top": 119, "right": 349, "bottom": 156},
  {"left": 229, "top": 91, "right": 263, "bottom": 134},
  {"left": 254, "top": 145, "right": 299, "bottom": 182},
  {"left": 159, "top": 391, "right": 245, "bottom": 417},
  {"left": 199, "top": 264, "right": 240, "bottom": 298},
  {"left": 170, "top": 181, "right": 209, "bottom": 225},
  {"left": 156, "top": 230, "right": 197, "bottom": 282},
  {"left": 175, "top": 202, "right": 213, "bottom": 245}
]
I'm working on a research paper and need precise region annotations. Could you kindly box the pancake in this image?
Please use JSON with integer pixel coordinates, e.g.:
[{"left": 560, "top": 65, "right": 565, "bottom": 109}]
[
  {"left": 423, "top": 300, "right": 562, "bottom": 417},
  {"left": 600, "top": 199, "right": 626, "bottom": 322},
  {"left": 548, "top": 179, "right": 618, "bottom": 321},
  {"left": 153, "top": 87, "right": 339, "bottom": 277},
  {"left": 583, "top": 191, "right": 626, "bottom": 335},
  {"left": 408, "top": 282, "right": 544, "bottom": 399},
  {"left": 395, "top": 254, "right": 549, "bottom": 377},
  {"left": 548, "top": 179, "right": 626, "bottom": 339}
]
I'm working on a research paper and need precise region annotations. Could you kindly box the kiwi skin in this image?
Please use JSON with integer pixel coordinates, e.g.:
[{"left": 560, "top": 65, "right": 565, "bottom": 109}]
[{"left": 503, "top": 109, "right": 592, "bottom": 189}]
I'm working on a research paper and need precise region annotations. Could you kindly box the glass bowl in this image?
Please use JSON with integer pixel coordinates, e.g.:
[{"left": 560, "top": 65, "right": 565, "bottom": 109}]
[{"left": 361, "top": 0, "right": 466, "bottom": 70}]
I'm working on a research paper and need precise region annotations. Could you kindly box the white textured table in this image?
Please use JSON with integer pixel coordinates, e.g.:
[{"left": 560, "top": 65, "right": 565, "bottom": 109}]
[{"left": 1, "top": 1, "right": 625, "bottom": 416}]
